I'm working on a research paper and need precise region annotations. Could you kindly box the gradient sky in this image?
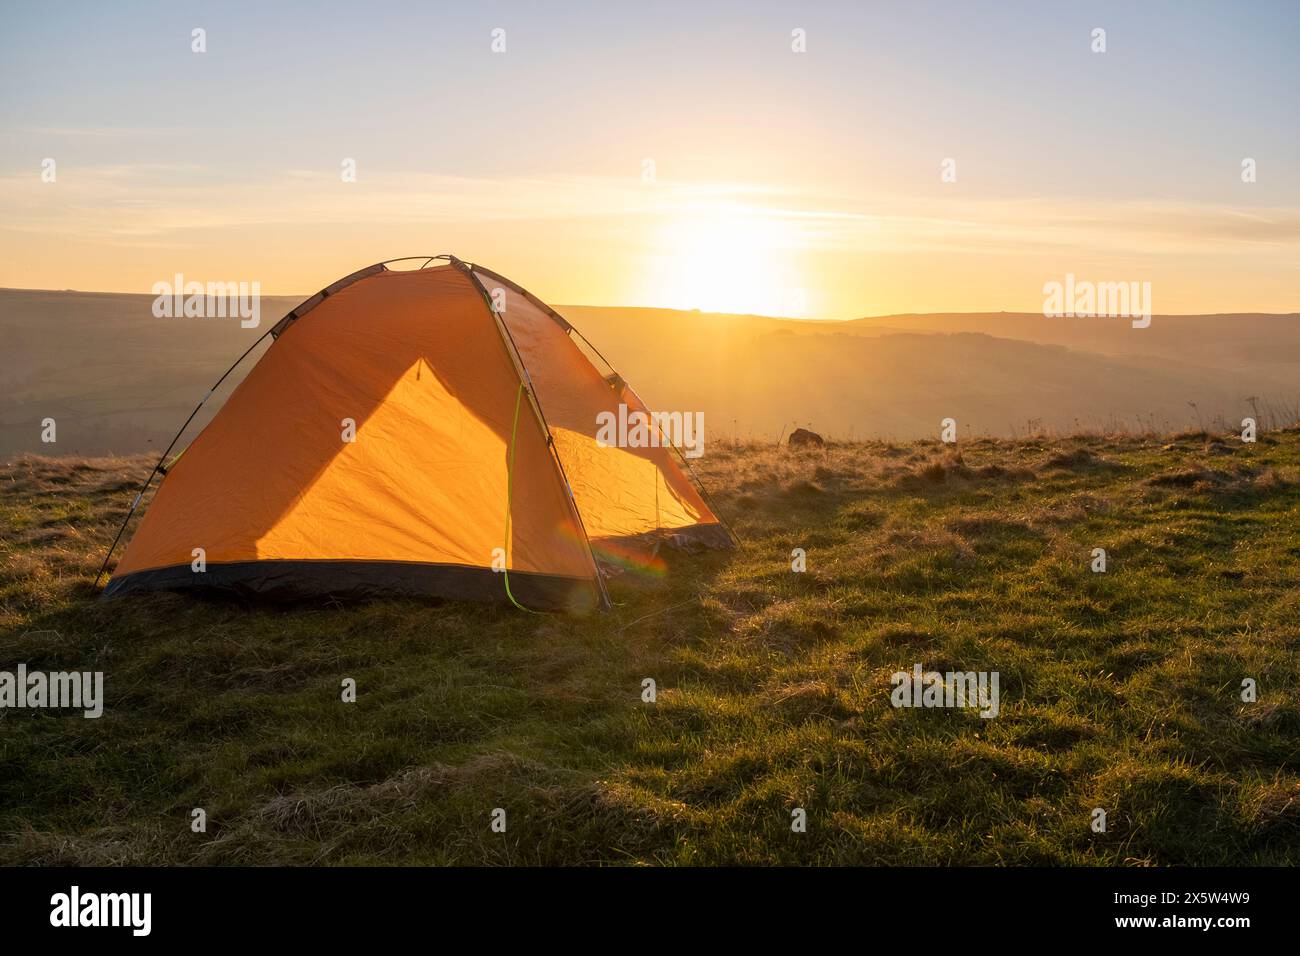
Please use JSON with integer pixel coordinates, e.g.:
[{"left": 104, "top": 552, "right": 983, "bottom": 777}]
[{"left": 2, "top": 0, "right": 1298, "bottom": 317}]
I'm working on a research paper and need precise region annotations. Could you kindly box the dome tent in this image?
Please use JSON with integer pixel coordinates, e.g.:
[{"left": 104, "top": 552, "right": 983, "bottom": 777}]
[{"left": 102, "top": 256, "right": 730, "bottom": 613}]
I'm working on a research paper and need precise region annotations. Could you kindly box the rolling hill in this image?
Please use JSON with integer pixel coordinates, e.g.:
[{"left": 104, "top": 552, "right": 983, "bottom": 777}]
[{"left": 2, "top": 288, "right": 1298, "bottom": 458}]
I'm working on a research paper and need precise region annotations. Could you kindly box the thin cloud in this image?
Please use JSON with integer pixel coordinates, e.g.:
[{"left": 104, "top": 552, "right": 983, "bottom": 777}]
[{"left": 2, "top": 166, "right": 1298, "bottom": 261}]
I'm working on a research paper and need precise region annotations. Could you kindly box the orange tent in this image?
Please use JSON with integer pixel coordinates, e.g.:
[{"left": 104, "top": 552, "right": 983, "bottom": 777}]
[{"left": 103, "top": 256, "right": 730, "bottom": 612}]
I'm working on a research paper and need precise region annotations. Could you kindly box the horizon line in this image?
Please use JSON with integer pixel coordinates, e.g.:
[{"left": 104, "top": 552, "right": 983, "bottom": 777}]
[{"left": 2, "top": 286, "right": 1298, "bottom": 323}]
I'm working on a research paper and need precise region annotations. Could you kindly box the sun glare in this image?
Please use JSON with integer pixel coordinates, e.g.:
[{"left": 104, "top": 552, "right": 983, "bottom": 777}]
[{"left": 636, "top": 205, "right": 809, "bottom": 317}]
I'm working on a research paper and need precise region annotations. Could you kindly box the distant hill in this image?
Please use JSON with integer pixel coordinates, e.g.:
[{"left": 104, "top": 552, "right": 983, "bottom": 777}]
[
  {"left": 2, "top": 287, "right": 1298, "bottom": 457},
  {"left": 0, "top": 288, "right": 298, "bottom": 459},
  {"left": 562, "top": 304, "right": 1300, "bottom": 441}
]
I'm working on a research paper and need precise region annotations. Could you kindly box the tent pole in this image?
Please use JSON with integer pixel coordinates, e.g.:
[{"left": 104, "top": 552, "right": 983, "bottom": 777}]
[
  {"left": 454, "top": 257, "right": 613, "bottom": 612},
  {"left": 95, "top": 261, "right": 409, "bottom": 590},
  {"left": 467, "top": 265, "right": 738, "bottom": 546},
  {"left": 93, "top": 327, "right": 277, "bottom": 589},
  {"left": 566, "top": 327, "right": 740, "bottom": 547}
]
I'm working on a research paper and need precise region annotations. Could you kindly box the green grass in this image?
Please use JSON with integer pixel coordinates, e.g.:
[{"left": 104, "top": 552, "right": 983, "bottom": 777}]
[{"left": 2, "top": 430, "right": 1299, "bottom": 865}]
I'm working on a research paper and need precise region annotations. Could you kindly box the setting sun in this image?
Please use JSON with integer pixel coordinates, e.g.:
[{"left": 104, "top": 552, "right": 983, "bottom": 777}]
[{"left": 634, "top": 204, "right": 812, "bottom": 317}]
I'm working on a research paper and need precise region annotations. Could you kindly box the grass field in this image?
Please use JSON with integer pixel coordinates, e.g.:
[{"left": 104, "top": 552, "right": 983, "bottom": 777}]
[{"left": 2, "top": 430, "right": 1298, "bottom": 865}]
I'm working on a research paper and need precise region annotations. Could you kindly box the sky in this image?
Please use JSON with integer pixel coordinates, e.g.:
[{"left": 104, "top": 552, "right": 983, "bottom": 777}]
[{"left": 1, "top": 0, "right": 1298, "bottom": 317}]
